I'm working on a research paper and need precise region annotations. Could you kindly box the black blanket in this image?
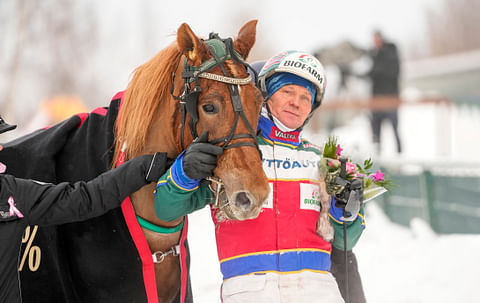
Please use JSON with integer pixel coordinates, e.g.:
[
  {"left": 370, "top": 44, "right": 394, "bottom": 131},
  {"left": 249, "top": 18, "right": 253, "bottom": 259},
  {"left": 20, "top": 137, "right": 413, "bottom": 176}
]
[{"left": 1, "top": 92, "right": 192, "bottom": 303}]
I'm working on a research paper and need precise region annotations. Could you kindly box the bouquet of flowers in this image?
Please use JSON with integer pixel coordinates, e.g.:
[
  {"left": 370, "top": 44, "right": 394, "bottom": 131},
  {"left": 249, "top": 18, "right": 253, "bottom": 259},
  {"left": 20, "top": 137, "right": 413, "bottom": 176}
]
[{"left": 319, "top": 136, "right": 392, "bottom": 202}]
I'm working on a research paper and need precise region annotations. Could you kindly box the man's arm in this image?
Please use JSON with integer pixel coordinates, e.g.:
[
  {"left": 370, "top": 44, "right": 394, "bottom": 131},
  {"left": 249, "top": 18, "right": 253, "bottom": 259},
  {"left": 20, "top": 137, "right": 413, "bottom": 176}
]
[{"left": 153, "top": 163, "right": 213, "bottom": 222}]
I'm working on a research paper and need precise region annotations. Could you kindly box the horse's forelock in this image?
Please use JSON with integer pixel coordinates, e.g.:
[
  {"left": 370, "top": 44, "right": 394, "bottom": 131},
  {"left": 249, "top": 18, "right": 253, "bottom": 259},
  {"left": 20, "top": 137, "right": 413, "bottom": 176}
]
[
  {"left": 225, "top": 60, "right": 244, "bottom": 78},
  {"left": 112, "top": 44, "right": 182, "bottom": 166}
]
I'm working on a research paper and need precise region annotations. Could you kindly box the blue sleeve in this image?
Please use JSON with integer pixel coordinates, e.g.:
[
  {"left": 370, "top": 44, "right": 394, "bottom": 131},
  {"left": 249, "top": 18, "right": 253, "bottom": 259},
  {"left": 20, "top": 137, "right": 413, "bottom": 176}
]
[{"left": 168, "top": 150, "right": 200, "bottom": 190}]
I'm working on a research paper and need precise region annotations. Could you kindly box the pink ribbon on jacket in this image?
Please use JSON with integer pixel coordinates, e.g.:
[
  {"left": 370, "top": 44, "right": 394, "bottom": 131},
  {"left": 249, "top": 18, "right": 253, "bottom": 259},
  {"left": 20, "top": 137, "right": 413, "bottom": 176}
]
[{"left": 8, "top": 196, "right": 24, "bottom": 218}]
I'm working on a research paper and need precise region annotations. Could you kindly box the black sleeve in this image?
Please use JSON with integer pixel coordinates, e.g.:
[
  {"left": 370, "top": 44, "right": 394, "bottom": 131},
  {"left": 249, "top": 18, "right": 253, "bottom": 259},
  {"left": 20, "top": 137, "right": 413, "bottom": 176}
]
[{"left": 5, "top": 152, "right": 167, "bottom": 226}]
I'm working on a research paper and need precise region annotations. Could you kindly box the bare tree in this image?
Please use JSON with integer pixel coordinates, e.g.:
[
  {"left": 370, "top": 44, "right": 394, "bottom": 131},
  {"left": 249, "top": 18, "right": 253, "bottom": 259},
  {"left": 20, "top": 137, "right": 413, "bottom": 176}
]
[
  {"left": 425, "top": 0, "right": 480, "bottom": 56},
  {"left": 1, "top": 0, "right": 35, "bottom": 122},
  {"left": 0, "top": 0, "right": 99, "bottom": 124}
]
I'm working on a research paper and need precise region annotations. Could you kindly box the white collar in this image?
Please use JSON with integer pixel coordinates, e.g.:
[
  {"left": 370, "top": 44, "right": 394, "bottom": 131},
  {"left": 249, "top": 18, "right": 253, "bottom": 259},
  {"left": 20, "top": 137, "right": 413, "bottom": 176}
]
[{"left": 260, "top": 107, "right": 297, "bottom": 133}]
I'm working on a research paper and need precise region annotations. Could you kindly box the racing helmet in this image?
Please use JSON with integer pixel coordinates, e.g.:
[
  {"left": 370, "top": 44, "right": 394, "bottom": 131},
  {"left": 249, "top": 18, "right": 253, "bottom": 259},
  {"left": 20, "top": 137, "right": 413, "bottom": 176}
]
[{"left": 257, "top": 50, "right": 327, "bottom": 114}]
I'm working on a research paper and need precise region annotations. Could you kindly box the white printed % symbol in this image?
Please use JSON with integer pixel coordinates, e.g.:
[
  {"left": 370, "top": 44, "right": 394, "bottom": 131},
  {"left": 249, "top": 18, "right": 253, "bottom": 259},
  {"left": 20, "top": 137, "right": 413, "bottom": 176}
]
[{"left": 19, "top": 225, "right": 41, "bottom": 272}]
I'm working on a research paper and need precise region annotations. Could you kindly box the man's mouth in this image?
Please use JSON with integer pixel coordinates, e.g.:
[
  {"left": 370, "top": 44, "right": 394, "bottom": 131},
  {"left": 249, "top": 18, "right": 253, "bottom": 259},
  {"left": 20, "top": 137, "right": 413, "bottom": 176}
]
[{"left": 284, "top": 110, "right": 298, "bottom": 117}]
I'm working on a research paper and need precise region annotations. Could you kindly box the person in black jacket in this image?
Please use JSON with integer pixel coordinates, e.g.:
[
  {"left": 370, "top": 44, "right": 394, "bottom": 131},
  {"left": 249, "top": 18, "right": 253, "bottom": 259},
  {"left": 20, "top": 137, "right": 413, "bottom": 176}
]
[
  {"left": 367, "top": 30, "right": 402, "bottom": 154},
  {"left": 0, "top": 118, "right": 168, "bottom": 302}
]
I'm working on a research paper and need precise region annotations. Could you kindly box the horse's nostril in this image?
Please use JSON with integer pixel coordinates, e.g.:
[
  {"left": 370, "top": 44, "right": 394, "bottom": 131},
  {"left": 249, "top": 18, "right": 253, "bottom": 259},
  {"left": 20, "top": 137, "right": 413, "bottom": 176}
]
[{"left": 235, "top": 192, "right": 251, "bottom": 210}]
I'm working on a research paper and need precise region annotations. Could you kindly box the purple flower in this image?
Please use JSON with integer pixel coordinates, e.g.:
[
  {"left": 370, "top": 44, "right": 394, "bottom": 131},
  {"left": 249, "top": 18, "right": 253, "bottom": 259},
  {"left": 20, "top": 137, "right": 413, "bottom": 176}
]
[{"left": 370, "top": 171, "right": 384, "bottom": 182}]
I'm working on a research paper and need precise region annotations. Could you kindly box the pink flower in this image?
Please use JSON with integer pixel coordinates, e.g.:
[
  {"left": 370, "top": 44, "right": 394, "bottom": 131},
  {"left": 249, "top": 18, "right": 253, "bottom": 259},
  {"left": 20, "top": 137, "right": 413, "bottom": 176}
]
[
  {"left": 336, "top": 144, "right": 343, "bottom": 156},
  {"left": 346, "top": 161, "right": 357, "bottom": 174},
  {"left": 370, "top": 171, "right": 384, "bottom": 181},
  {"left": 328, "top": 160, "right": 340, "bottom": 168}
]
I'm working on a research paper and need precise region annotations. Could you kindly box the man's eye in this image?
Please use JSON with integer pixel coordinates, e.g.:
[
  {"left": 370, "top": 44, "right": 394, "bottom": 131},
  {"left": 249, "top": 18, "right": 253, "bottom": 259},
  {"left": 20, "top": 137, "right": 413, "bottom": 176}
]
[
  {"left": 301, "top": 96, "right": 311, "bottom": 102},
  {"left": 202, "top": 104, "right": 218, "bottom": 114}
]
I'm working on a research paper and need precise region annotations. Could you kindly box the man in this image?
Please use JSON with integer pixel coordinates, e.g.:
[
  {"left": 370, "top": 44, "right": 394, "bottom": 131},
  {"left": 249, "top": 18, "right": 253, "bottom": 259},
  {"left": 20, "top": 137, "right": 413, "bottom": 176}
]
[
  {"left": 152, "top": 51, "right": 366, "bottom": 303},
  {"left": 367, "top": 30, "right": 402, "bottom": 154},
  {"left": 0, "top": 117, "right": 168, "bottom": 302}
]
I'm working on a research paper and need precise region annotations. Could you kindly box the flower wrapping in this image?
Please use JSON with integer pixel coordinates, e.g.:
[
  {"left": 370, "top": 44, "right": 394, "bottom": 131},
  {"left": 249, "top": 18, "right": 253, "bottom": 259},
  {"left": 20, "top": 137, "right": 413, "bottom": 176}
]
[{"left": 319, "top": 136, "right": 392, "bottom": 203}]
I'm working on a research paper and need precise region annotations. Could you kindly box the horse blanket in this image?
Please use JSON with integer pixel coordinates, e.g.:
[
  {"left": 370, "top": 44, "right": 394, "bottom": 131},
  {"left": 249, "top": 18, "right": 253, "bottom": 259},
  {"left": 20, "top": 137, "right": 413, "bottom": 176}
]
[{"left": 0, "top": 92, "right": 192, "bottom": 303}]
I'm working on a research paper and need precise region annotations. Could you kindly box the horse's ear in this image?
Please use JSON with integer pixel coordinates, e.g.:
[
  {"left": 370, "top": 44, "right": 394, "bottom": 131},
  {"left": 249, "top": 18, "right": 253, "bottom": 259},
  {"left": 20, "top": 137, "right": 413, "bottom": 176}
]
[
  {"left": 177, "top": 23, "right": 209, "bottom": 66},
  {"left": 234, "top": 19, "right": 257, "bottom": 60}
]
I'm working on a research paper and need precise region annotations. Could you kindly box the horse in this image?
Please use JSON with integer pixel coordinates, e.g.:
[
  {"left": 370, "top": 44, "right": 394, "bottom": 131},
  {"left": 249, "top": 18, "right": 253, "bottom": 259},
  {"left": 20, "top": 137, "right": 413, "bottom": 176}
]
[{"left": 1, "top": 20, "right": 269, "bottom": 303}]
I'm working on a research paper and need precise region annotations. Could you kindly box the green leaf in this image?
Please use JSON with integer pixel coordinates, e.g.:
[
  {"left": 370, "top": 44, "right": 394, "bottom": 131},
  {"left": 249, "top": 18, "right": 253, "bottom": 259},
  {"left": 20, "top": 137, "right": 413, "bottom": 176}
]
[
  {"left": 364, "top": 158, "right": 373, "bottom": 170},
  {"left": 323, "top": 136, "right": 338, "bottom": 159}
]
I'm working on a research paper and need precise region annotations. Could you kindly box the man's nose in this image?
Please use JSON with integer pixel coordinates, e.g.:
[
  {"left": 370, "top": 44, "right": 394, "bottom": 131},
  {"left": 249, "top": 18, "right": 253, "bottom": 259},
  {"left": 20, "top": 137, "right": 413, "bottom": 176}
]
[{"left": 288, "top": 94, "right": 301, "bottom": 107}]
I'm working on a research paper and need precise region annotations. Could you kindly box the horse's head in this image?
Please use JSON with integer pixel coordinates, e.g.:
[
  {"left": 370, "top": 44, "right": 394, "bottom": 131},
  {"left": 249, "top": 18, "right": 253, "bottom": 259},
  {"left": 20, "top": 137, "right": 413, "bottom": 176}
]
[
  {"left": 172, "top": 20, "right": 269, "bottom": 220},
  {"left": 114, "top": 20, "right": 269, "bottom": 221}
]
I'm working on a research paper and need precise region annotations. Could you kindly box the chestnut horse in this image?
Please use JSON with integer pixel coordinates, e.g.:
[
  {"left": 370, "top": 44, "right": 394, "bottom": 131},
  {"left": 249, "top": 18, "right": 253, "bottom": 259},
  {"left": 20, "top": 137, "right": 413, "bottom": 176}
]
[
  {"left": 3, "top": 20, "right": 269, "bottom": 303},
  {"left": 112, "top": 20, "right": 270, "bottom": 302},
  {"left": 110, "top": 19, "right": 270, "bottom": 301}
]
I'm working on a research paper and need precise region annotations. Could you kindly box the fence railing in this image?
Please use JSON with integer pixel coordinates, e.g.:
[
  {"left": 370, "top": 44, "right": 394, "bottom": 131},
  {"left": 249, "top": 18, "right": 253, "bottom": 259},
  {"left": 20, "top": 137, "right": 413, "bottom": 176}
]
[{"left": 375, "top": 161, "right": 480, "bottom": 234}]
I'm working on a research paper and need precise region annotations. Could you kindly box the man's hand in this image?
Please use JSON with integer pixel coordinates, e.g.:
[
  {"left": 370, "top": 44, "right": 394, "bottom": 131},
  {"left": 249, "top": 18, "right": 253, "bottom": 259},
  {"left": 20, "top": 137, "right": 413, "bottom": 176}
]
[
  {"left": 183, "top": 132, "right": 223, "bottom": 180},
  {"left": 325, "top": 158, "right": 364, "bottom": 222}
]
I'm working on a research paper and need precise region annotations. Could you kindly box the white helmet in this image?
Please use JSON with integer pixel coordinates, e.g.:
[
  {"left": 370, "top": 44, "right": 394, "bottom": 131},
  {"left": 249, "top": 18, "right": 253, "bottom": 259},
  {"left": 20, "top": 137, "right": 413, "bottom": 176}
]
[{"left": 258, "top": 50, "right": 327, "bottom": 113}]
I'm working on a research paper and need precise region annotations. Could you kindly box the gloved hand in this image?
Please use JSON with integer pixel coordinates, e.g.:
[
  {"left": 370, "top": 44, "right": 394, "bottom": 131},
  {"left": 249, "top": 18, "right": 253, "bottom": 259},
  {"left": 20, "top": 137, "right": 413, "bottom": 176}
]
[
  {"left": 333, "top": 178, "right": 363, "bottom": 222},
  {"left": 182, "top": 131, "right": 223, "bottom": 180},
  {"left": 325, "top": 157, "right": 364, "bottom": 222}
]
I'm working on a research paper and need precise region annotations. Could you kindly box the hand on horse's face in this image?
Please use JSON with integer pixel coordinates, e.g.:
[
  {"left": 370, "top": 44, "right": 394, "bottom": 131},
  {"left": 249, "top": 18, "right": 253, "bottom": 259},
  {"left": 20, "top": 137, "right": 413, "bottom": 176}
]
[{"left": 183, "top": 131, "right": 223, "bottom": 180}]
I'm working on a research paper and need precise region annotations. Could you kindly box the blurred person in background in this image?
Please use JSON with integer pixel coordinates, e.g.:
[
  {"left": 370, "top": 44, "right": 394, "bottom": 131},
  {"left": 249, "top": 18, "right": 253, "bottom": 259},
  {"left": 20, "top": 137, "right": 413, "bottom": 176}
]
[{"left": 365, "top": 30, "right": 402, "bottom": 154}]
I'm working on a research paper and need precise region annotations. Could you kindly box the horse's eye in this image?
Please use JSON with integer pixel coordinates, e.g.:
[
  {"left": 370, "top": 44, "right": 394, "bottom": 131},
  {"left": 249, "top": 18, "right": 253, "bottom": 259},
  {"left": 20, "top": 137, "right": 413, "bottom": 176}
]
[{"left": 202, "top": 103, "right": 218, "bottom": 114}]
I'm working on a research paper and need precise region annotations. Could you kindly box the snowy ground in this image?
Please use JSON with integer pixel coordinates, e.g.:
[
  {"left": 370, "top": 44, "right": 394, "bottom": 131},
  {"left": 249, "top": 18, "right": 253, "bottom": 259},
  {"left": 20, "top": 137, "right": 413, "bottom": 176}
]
[{"left": 188, "top": 202, "right": 480, "bottom": 303}]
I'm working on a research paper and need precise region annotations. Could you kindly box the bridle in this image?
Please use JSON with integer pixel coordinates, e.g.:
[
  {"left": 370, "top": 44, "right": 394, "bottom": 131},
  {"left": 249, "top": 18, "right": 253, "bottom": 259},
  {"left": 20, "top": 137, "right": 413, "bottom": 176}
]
[{"left": 170, "top": 32, "right": 261, "bottom": 155}]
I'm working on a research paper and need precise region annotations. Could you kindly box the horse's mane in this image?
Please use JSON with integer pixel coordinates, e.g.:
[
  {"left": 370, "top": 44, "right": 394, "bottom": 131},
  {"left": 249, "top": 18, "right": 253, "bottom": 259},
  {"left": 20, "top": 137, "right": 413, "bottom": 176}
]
[{"left": 112, "top": 43, "right": 182, "bottom": 166}]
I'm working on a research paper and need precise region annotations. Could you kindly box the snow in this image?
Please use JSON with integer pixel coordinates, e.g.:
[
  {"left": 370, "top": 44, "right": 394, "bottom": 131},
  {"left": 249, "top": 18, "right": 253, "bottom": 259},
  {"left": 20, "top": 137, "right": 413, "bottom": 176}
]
[{"left": 187, "top": 202, "right": 480, "bottom": 303}]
